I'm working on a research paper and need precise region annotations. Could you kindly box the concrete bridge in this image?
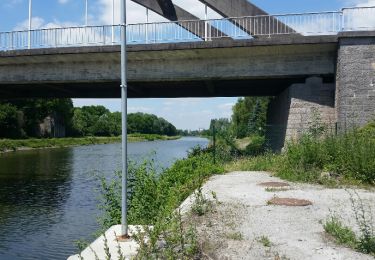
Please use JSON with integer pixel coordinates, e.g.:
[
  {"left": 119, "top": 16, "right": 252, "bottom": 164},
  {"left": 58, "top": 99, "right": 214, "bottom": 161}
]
[{"left": 0, "top": 5, "right": 375, "bottom": 150}]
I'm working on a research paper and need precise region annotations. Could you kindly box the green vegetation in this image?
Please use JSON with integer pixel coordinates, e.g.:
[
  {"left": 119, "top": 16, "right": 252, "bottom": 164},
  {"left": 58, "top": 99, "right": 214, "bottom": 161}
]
[
  {"left": 191, "top": 187, "right": 215, "bottom": 217},
  {"left": 0, "top": 99, "right": 74, "bottom": 138},
  {"left": 226, "top": 232, "right": 244, "bottom": 241},
  {"left": 97, "top": 149, "right": 223, "bottom": 258},
  {"left": 72, "top": 109, "right": 177, "bottom": 137},
  {"left": 257, "top": 235, "right": 272, "bottom": 247},
  {"left": 207, "top": 95, "right": 375, "bottom": 187},
  {"left": 324, "top": 216, "right": 357, "bottom": 247},
  {"left": 0, "top": 99, "right": 181, "bottom": 153},
  {"left": 224, "top": 120, "right": 375, "bottom": 186},
  {"left": 0, "top": 134, "right": 179, "bottom": 152},
  {"left": 231, "top": 97, "right": 269, "bottom": 138},
  {"left": 99, "top": 150, "right": 223, "bottom": 228},
  {"left": 0, "top": 100, "right": 179, "bottom": 140},
  {"left": 324, "top": 191, "right": 375, "bottom": 256},
  {"left": 127, "top": 112, "right": 177, "bottom": 136},
  {"left": 205, "top": 97, "right": 270, "bottom": 161}
]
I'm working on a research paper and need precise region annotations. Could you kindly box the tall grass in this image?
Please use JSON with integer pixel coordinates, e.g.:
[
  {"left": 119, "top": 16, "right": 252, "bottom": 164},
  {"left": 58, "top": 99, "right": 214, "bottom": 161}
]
[
  {"left": 97, "top": 150, "right": 223, "bottom": 258},
  {"left": 225, "top": 120, "right": 375, "bottom": 185},
  {"left": 98, "top": 151, "right": 224, "bottom": 228},
  {"left": 279, "top": 126, "right": 375, "bottom": 184}
]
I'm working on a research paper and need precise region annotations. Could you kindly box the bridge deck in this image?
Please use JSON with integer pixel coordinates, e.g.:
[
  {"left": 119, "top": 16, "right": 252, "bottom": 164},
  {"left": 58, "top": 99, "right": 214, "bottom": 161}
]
[{"left": 0, "top": 35, "right": 339, "bottom": 98}]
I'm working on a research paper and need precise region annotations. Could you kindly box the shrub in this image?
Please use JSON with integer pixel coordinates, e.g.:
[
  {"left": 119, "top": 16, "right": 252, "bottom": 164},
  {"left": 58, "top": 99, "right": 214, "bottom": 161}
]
[
  {"left": 98, "top": 153, "right": 224, "bottom": 228},
  {"left": 244, "top": 134, "right": 266, "bottom": 156},
  {"left": 277, "top": 122, "right": 375, "bottom": 184}
]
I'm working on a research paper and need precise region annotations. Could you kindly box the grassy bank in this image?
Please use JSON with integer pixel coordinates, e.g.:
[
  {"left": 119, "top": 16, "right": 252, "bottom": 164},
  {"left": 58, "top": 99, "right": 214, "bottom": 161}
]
[
  {"left": 225, "top": 121, "right": 375, "bottom": 186},
  {"left": 96, "top": 149, "right": 223, "bottom": 258},
  {"left": 90, "top": 123, "right": 375, "bottom": 258},
  {"left": 99, "top": 150, "right": 223, "bottom": 228},
  {"left": 0, "top": 134, "right": 180, "bottom": 152}
]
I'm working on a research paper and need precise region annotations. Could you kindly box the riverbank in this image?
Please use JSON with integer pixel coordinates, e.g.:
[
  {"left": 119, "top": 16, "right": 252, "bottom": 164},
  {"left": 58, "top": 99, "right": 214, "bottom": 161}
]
[{"left": 0, "top": 134, "right": 180, "bottom": 153}]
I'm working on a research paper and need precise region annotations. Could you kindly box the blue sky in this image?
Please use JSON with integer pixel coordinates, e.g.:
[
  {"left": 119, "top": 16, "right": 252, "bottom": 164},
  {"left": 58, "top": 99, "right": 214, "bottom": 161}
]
[{"left": 1, "top": 0, "right": 373, "bottom": 130}]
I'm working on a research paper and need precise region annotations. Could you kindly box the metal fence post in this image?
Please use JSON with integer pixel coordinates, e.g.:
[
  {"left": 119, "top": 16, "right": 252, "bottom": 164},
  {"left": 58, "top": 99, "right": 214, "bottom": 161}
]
[
  {"left": 28, "top": 0, "right": 32, "bottom": 49},
  {"left": 341, "top": 9, "right": 345, "bottom": 31},
  {"left": 268, "top": 15, "right": 271, "bottom": 37},
  {"left": 204, "top": 4, "right": 208, "bottom": 41},
  {"left": 146, "top": 8, "right": 149, "bottom": 44}
]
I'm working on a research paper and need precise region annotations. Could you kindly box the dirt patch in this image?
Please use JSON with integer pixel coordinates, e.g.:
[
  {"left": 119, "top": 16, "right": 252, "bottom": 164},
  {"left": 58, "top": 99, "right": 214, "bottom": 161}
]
[
  {"left": 267, "top": 197, "right": 313, "bottom": 206},
  {"left": 259, "top": 182, "right": 290, "bottom": 188}
]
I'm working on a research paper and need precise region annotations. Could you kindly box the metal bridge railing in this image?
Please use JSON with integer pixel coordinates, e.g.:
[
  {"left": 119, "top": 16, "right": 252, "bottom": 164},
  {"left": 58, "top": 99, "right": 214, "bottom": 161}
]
[{"left": 1, "top": 6, "right": 375, "bottom": 51}]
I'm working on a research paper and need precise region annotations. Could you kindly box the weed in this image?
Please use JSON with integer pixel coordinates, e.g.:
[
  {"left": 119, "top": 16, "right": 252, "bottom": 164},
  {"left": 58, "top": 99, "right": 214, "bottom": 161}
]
[
  {"left": 191, "top": 187, "right": 212, "bottom": 216},
  {"left": 114, "top": 232, "right": 125, "bottom": 260},
  {"left": 324, "top": 191, "right": 375, "bottom": 256},
  {"left": 103, "top": 233, "right": 111, "bottom": 260},
  {"left": 257, "top": 235, "right": 272, "bottom": 247},
  {"left": 348, "top": 190, "right": 375, "bottom": 255},
  {"left": 324, "top": 216, "right": 357, "bottom": 247},
  {"left": 225, "top": 232, "right": 244, "bottom": 241},
  {"left": 133, "top": 209, "right": 200, "bottom": 259}
]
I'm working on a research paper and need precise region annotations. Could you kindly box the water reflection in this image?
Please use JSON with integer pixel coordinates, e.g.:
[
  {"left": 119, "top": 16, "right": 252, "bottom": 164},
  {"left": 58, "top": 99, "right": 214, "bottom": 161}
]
[{"left": 0, "top": 137, "right": 208, "bottom": 260}]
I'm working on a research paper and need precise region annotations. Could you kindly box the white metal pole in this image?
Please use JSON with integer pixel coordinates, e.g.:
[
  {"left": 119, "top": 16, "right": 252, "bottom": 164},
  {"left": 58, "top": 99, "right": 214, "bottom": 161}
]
[
  {"left": 85, "top": 0, "right": 88, "bottom": 26},
  {"left": 112, "top": 0, "right": 115, "bottom": 43},
  {"left": 120, "top": 0, "right": 128, "bottom": 238},
  {"left": 146, "top": 8, "right": 149, "bottom": 43},
  {"left": 204, "top": 4, "right": 208, "bottom": 41},
  {"left": 28, "top": 0, "right": 32, "bottom": 49}
]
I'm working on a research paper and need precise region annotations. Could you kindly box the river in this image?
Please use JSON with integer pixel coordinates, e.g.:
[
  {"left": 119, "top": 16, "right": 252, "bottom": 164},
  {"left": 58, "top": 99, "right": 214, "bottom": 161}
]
[{"left": 0, "top": 137, "right": 208, "bottom": 260}]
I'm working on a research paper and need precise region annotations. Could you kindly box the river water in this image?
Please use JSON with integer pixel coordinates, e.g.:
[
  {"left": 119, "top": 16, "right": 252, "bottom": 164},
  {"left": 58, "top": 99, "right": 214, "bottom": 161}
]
[{"left": 0, "top": 137, "right": 208, "bottom": 260}]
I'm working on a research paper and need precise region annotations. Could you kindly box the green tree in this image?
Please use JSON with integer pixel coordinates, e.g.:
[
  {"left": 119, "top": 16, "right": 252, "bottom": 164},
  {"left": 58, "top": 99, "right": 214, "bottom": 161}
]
[
  {"left": 231, "top": 97, "right": 269, "bottom": 138},
  {"left": 0, "top": 99, "right": 74, "bottom": 138},
  {"left": 0, "top": 103, "right": 20, "bottom": 138}
]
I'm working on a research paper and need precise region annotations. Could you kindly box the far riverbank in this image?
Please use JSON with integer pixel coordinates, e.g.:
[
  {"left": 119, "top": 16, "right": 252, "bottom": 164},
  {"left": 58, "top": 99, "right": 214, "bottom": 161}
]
[{"left": 0, "top": 134, "right": 180, "bottom": 153}]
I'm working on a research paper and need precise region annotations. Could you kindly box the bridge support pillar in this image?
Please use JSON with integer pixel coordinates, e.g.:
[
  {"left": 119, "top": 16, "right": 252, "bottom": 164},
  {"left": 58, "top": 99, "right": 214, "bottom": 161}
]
[
  {"left": 336, "top": 34, "right": 375, "bottom": 130},
  {"left": 266, "top": 77, "right": 335, "bottom": 151}
]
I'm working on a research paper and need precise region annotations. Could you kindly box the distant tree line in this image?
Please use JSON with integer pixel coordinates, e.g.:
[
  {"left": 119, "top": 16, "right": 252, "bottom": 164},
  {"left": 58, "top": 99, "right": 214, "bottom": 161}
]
[
  {"left": 0, "top": 99, "right": 178, "bottom": 139},
  {"left": 0, "top": 99, "right": 73, "bottom": 138}
]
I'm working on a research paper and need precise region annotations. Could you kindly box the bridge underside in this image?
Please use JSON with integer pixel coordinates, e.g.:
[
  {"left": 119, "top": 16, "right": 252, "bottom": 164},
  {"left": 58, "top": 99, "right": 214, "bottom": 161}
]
[
  {"left": 0, "top": 76, "right": 334, "bottom": 99},
  {"left": 0, "top": 36, "right": 338, "bottom": 99}
]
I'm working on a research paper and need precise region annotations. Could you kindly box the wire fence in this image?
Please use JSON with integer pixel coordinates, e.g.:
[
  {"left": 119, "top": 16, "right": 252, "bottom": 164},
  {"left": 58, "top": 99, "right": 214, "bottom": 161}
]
[{"left": 1, "top": 6, "right": 375, "bottom": 51}]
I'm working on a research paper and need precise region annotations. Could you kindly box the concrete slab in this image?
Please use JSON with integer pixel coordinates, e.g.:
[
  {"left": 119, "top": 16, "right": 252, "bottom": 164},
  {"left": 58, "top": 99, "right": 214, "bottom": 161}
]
[{"left": 67, "top": 225, "right": 141, "bottom": 260}]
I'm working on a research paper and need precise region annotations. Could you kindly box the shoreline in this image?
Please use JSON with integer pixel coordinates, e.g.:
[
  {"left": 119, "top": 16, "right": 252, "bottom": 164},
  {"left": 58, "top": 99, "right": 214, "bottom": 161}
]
[{"left": 0, "top": 134, "right": 181, "bottom": 154}]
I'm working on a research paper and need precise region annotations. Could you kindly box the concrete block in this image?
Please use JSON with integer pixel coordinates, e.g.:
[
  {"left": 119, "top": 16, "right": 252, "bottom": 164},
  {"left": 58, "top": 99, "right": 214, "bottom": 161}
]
[{"left": 67, "top": 225, "right": 143, "bottom": 260}]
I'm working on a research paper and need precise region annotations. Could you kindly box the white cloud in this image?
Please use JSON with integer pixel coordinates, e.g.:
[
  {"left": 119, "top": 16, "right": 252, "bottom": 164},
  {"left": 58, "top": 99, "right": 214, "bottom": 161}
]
[
  {"left": 58, "top": 0, "right": 70, "bottom": 4},
  {"left": 343, "top": 0, "right": 375, "bottom": 7},
  {"left": 128, "top": 106, "right": 151, "bottom": 113},
  {"left": 3, "top": 0, "right": 22, "bottom": 8},
  {"left": 96, "top": 0, "right": 167, "bottom": 25},
  {"left": 14, "top": 17, "right": 78, "bottom": 31}
]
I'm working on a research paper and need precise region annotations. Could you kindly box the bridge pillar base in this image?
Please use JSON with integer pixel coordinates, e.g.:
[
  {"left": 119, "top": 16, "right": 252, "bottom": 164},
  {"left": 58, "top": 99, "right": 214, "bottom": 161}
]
[
  {"left": 336, "top": 35, "right": 375, "bottom": 131},
  {"left": 266, "top": 77, "right": 335, "bottom": 151}
]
